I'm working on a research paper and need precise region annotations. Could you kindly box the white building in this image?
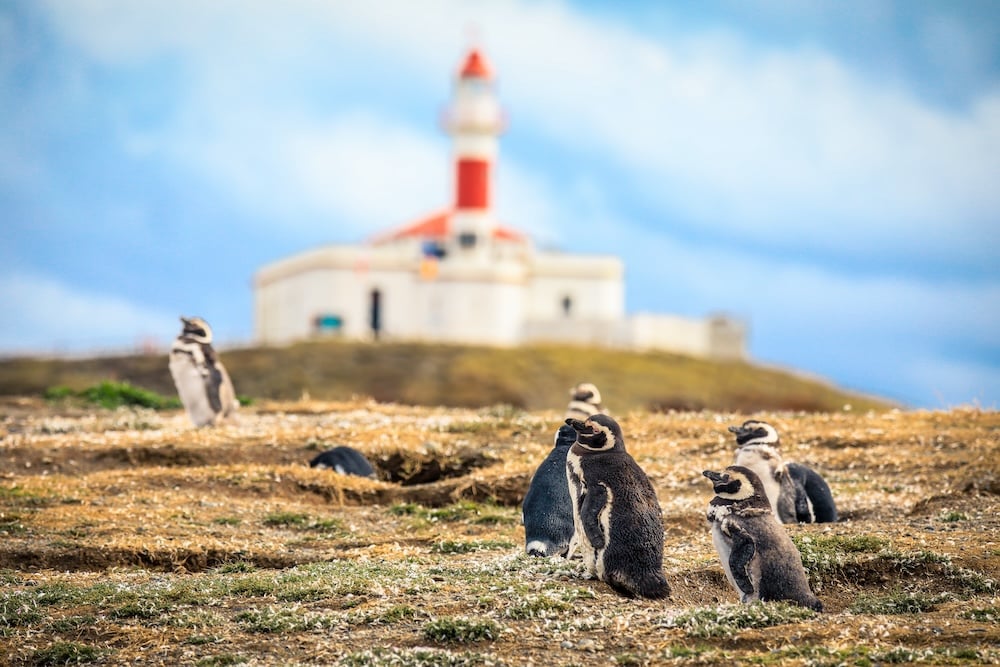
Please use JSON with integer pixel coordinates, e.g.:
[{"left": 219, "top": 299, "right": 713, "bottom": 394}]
[{"left": 254, "top": 48, "right": 746, "bottom": 360}]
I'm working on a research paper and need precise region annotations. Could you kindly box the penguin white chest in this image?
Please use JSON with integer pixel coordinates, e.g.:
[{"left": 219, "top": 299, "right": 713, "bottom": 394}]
[
  {"left": 593, "top": 483, "right": 614, "bottom": 581},
  {"left": 169, "top": 351, "right": 216, "bottom": 427},
  {"left": 735, "top": 451, "right": 782, "bottom": 518},
  {"left": 566, "top": 450, "right": 603, "bottom": 575}
]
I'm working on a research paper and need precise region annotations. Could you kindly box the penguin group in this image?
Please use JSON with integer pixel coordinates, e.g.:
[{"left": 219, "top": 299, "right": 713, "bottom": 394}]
[
  {"left": 729, "top": 420, "right": 838, "bottom": 524},
  {"left": 522, "top": 383, "right": 833, "bottom": 609},
  {"left": 164, "top": 320, "right": 834, "bottom": 610}
]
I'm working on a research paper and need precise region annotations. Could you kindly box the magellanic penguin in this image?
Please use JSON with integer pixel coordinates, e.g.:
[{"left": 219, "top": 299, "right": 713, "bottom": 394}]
[
  {"left": 309, "top": 446, "right": 377, "bottom": 479},
  {"left": 168, "top": 316, "right": 238, "bottom": 427},
  {"left": 703, "top": 465, "right": 823, "bottom": 611},
  {"left": 565, "top": 414, "right": 670, "bottom": 599},
  {"left": 565, "top": 382, "right": 605, "bottom": 421},
  {"left": 522, "top": 424, "right": 577, "bottom": 557},
  {"left": 729, "top": 420, "right": 838, "bottom": 523}
]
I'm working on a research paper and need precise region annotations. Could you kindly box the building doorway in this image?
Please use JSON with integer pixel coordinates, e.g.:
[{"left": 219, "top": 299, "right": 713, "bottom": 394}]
[{"left": 369, "top": 288, "right": 382, "bottom": 340}]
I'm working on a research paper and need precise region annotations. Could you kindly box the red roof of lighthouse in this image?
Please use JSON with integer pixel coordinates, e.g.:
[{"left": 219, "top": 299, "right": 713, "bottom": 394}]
[
  {"left": 370, "top": 210, "right": 525, "bottom": 245},
  {"left": 459, "top": 48, "right": 492, "bottom": 79}
]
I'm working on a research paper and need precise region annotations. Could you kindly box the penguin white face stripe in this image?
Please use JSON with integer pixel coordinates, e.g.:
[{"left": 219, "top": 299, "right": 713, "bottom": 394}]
[
  {"left": 577, "top": 420, "right": 616, "bottom": 451},
  {"left": 739, "top": 422, "right": 779, "bottom": 446},
  {"left": 715, "top": 472, "right": 756, "bottom": 501}
]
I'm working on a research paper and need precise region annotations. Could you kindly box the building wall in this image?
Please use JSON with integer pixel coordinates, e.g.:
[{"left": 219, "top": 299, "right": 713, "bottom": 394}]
[{"left": 253, "top": 244, "right": 746, "bottom": 360}]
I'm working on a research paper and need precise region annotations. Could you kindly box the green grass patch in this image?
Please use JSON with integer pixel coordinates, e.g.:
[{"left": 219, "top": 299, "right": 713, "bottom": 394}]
[
  {"left": 961, "top": 606, "right": 998, "bottom": 622},
  {"left": 422, "top": 617, "right": 501, "bottom": 643},
  {"left": 29, "top": 641, "right": 103, "bottom": 665},
  {"left": 431, "top": 539, "right": 514, "bottom": 554},
  {"left": 660, "top": 602, "right": 817, "bottom": 638},
  {"left": 938, "top": 510, "right": 969, "bottom": 522},
  {"left": 390, "top": 501, "right": 516, "bottom": 526},
  {"left": 849, "top": 590, "right": 950, "bottom": 614},
  {"left": 235, "top": 605, "right": 339, "bottom": 633},
  {"left": 195, "top": 655, "right": 246, "bottom": 667},
  {"left": 262, "top": 512, "right": 344, "bottom": 534},
  {"left": 212, "top": 517, "right": 242, "bottom": 526},
  {"left": 341, "top": 647, "right": 496, "bottom": 666},
  {"left": 59, "top": 380, "right": 182, "bottom": 410}
]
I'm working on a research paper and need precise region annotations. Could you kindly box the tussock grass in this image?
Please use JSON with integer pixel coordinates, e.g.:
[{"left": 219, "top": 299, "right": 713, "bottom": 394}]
[
  {"left": 423, "top": 617, "right": 502, "bottom": 643},
  {"left": 659, "top": 602, "right": 817, "bottom": 638}
]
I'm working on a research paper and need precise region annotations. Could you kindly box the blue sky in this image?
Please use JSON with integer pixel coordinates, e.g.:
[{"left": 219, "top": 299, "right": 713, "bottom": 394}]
[{"left": 1, "top": 0, "right": 998, "bottom": 409}]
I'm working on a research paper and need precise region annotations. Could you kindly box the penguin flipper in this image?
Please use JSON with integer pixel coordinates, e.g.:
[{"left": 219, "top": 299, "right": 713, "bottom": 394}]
[
  {"left": 203, "top": 364, "right": 224, "bottom": 414},
  {"left": 724, "top": 521, "right": 757, "bottom": 596},
  {"left": 580, "top": 483, "right": 608, "bottom": 550}
]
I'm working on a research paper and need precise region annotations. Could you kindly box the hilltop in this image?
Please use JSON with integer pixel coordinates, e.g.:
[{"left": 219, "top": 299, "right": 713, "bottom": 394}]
[{"left": 0, "top": 340, "right": 889, "bottom": 412}]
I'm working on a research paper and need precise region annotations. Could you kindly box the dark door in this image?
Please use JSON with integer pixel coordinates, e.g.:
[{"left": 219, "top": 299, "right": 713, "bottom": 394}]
[{"left": 370, "top": 289, "right": 382, "bottom": 340}]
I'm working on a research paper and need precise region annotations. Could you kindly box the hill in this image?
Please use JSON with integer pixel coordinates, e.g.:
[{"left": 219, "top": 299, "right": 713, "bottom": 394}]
[{"left": 0, "top": 340, "right": 890, "bottom": 412}]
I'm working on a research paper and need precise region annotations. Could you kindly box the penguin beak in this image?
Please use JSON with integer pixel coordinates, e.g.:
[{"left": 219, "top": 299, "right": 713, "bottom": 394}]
[
  {"left": 727, "top": 425, "right": 744, "bottom": 435},
  {"left": 702, "top": 470, "right": 725, "bottom": 483},
  {"left": 565, "top": 418, "right": 588, "bottom": 433}
]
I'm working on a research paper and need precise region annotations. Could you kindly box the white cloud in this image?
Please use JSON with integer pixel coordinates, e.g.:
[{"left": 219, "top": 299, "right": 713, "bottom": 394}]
[
  {"left": 0, "top": 273, "right": 178, "bottom": 355},
  {"left": 36, "top": 0, "right": 1000, "bottom": 265}
]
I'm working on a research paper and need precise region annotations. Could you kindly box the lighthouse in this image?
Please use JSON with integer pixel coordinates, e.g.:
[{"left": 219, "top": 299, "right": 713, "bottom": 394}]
[{"left": 444, "top": 48, "right": 505, "bottom": 257}]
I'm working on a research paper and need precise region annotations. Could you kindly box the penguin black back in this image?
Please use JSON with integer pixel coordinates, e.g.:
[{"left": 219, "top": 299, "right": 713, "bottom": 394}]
[
  {"left": 309, "top": 446, "right": 376, "bottom": 479},
  {"left": 522, "top": 424, "right": 577, "bottom": 557}
]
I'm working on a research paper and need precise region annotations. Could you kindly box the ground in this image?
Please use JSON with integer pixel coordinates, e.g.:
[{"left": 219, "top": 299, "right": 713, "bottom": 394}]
[{"left": 0, "top": 397, "right": 997, "bottom": 666}]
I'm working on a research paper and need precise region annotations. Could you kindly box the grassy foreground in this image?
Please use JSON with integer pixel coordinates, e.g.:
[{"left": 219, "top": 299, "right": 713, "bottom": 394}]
[{"left": 0, "top": 397, "right": 997, "bottom": 666}]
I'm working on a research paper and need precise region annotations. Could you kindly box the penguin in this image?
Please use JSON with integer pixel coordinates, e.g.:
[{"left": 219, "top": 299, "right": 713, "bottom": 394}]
[
  {"left": 168, "top": 316, "right": 238, "bottom": 427},
  {"left": 522, "top": 424, "right": 577, "bottom": 557},
  {"left": 565, "top": 382, "right": 605, "bottom": 420},
  {"left": 565, "top": 414, "right": 670, "bottom": 599},
  {"left": 309, "top": 446, "right": 376, "bottom": 479},
  {"left": 729, "top": 420, "right": 838, "bottom": 524},
  {"left": 703, "top": 465, "right": 823, "bottom": 611},
  {"left": 785, "top": 462, "right": 838, "bottom": 523}
]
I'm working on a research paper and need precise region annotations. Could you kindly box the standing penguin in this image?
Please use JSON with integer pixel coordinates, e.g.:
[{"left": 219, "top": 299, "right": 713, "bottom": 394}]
[
  {"left": 729, "top": 420, "right": 838, "bottom": 523},
  {"left": 565, "top": 414, "right": 670, "bottom": 599},
  {"left": 565, "top": 382, "right": 605, "bottom": 420},
  {"left": 309, "top": 446, "right": 376, "bottom": 479},
  {"left": 168, "top": 316, "right": 238, "bottom": 427},
  {"left": 703, "top": 465, "right": 823, "bottom": 611},
  {"left": 522, "top": 424, "right": 577, "bottom": 557}
]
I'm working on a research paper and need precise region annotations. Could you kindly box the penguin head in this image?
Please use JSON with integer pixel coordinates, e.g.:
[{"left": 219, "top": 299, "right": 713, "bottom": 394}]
[
  {"left": 554, "top": 424, "right": 577, "bottom": 449},
  {"left": 728, "top": 420, "right": 780, "bottom": 448},
  {"left": 565, "top": 413, "right": 622, "bottom": 453},
  {"left": 703, "top": 465, "right": 768, "bottom": 504},
  {"left": 180, "top": 316, "right": 213, "bottom": 344},
  {"left": 569, "top": 382, "right": 602, "bottom": 406}
]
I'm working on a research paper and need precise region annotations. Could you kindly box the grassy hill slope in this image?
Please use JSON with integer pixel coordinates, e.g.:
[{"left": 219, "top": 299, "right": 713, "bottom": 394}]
[{"left": 0, "top": 341, "right": 888, "bottom": 412}]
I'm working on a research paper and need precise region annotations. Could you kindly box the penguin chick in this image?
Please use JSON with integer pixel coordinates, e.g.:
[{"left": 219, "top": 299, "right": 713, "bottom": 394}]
[
  {"left": 729, "top": 420, "right": 838, "bottom": 523},
  {"left": 565, "top": 414, "right": 669, "bottom": 599},
  {"left": 168, "top": 316, "right": 238, "bottom": 427},
  {"left": 309, "top": 446, "right": 376, "bottom": 479},
  {"left": 703, "top": 465, "right": 823, "bottom": 611},
  {"left": 522, "top": 424, "right": 577, "bottom": 557},
  {"left": 565, "top": 382, "right": 605, "bottom": 420}
]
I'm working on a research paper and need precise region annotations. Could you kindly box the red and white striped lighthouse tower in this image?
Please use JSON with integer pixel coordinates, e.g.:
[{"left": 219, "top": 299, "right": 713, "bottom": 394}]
[{"left": 444, "top": 48, "right": 505, "bottom": 254}]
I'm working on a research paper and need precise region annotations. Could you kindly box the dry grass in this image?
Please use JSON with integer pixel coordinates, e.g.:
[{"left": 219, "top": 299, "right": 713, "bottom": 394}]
[{"left": 1, "top": 397, "right": 997, "bottom": 666}]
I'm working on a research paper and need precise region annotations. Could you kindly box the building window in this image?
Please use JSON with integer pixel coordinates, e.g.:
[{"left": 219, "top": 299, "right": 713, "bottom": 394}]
[
  {"left": 562, "top": 295, "right": 573, "bottom": 317},
  {"left": 314, "top": 314, "right": 343, "bottom": 335},
  {"left": 458, "top": 232, "right": 477, "bottom": 248}
]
